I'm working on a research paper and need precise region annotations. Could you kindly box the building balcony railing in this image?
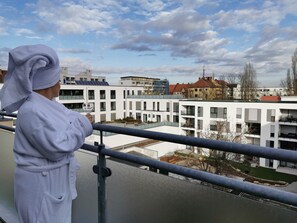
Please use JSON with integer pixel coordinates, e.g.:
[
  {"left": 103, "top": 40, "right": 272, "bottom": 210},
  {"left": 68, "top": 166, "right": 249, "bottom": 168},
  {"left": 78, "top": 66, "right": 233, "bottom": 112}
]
[
  {"left": 279, "top": 133, "right": 297, "bottom": 141},
  {"left": 181, "top": 123, "right": 195, "bottom": 128},
  {"left": 59, "top": 95, "right": 84, "bottom": 100},
  {"left": 1, "top": 112, "right": 297, "bottom": 223},
  {"left": 71, "top": 108, "right": 95, "bottom": 113},
  {"left": 181, "top": 110, "right": 195, "bottom": 116},
  {"left": 279, "top": 116, "right": 297, "bottom": 123}
]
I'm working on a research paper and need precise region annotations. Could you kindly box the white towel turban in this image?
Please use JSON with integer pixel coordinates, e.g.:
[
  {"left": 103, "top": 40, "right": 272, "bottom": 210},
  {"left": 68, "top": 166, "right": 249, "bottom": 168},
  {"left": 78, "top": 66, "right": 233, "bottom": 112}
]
[{"left": 0, "top": 44, "right": 60, "bottom": 113}]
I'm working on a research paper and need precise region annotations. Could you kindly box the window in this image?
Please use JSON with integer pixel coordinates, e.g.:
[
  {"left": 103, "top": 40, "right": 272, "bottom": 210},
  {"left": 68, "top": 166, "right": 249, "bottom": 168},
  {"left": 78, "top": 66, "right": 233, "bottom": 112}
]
[
  {"left": 223, "top": 108, "right": 227, "bottom": 119},
  {"left": 100, "top": 90, "right": 106, "bottom": 99},
  {"left": 111, "top": 102, "right": 116, "bottom": 111},
  {"left": 267, "top": 109, "right": 276, "bottom": 122},
  {"left": 210, "top": 121, "right": 217, "bottom": 131},
  {"left": 197, "top": 120, "right": 203, "bottom": 130},
  {"left": 236, "top": 108, "right": 242, "bottom": 119},
  {"left": 100, "top": 102, "right": 106, "bottom": 111},
  {"left": 210, "top": 107, "right": 218, "bottom": 118},
  {"left": 245, "top": 108, "right": 261, "bottom": 122},
  {"left": 110, "top": 90, "right": 116, "bottom": 99},
  {"left": 144, "top": 102, "right": 147, "bottom": 110},
  {"left": 173, "top": 103, "right": 179, "bottom": 113},
  {"left": 153, "top": 102, "right": 155, "bottom": 110},
  {"left": 136, "top": 101, "right": 141, "bottom": 110},
  {"left": 270, "top": 125, "right": 275, "bottom": 137},
  {"left": 88, "top": 90, "right": 94, "bottom": 100},
  {"left": 197, "top": 107, "right": 203, "bottom": 117}
]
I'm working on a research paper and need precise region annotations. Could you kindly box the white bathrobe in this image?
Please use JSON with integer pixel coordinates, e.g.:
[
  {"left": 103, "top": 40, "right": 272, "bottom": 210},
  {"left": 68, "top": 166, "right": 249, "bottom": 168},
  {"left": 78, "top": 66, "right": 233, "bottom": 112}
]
[{"left": 13, "top": 92, "right": 93, "bottom": 223}]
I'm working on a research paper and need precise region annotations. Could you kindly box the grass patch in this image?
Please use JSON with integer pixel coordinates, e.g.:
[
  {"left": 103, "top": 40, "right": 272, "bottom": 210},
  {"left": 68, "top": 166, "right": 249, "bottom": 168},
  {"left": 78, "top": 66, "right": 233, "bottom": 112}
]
[{"left": 230, "top": 162, "right": 297, "bottom": 183}]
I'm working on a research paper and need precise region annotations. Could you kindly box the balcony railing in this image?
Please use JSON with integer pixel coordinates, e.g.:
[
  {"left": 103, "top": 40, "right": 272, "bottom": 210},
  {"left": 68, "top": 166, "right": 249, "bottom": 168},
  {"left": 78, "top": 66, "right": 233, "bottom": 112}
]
[
  {"left": 1, "top": 112, "right": 297, "bottom": 223},
  {"left": 181, "top": 110, "right": 195, "bottom": 116},
  {"left": 59, "top": 95, "right": 84, "bottom": 100}
]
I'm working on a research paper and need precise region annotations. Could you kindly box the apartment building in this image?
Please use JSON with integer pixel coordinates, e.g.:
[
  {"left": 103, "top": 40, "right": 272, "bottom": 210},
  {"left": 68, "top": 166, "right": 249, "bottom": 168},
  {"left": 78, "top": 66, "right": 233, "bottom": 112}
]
[
  {"left": 57, "top": 84, "right": 144, "bottom": 123},
  {"left": 60, "top": 67, "right": 106, "bottom": 85},
  {"left": 119, "top": 76, "right": 169, "bottom": 95},
  {"left": 178, "top": 99, "right": 297, "bottom": 172},
  {"left": 125, "top": 95, "right": 182, "bottom": 123}
]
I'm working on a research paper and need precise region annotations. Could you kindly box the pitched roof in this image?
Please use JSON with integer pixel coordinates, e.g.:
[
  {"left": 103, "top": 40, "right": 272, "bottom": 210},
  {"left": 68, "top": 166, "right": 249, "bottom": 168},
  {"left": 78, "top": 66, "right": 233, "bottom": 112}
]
[
  {"left": 169, "top": 83, "right": 189, "bottom": 94},
  {"left": 190, "top": 77, "right": 227, "bottom": 88}
]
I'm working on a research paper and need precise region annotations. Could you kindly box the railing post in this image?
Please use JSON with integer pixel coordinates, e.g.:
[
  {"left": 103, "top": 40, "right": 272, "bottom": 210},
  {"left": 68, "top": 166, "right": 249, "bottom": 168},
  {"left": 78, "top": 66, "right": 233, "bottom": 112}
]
[{"left": 93, "top": 131, "right": 112, "bottom": 223}]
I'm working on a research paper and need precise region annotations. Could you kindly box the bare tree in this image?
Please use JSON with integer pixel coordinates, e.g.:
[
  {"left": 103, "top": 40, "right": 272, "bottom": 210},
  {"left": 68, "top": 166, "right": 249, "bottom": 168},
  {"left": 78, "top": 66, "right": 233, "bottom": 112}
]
[
  {"left": 239, "top": 63, "right": 257, "bottom": 101},
  {"left": 225, "top": 73, "right": 238, "bottom": 84},
  {"left": 184, "top": 120, "right": 247, "bottom": 175},
  {"left": 280, "top": 69, "right": 293, "bottom": 95},
  {"left": 292, "top": 48, "right": 297, "bottom": 94},
  {"left": 281, "top": 48, "right": 297, "bottom": 95}
]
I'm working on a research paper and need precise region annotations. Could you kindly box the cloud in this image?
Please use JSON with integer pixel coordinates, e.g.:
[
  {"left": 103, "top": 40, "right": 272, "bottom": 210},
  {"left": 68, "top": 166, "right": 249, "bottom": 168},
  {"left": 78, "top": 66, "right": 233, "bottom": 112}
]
[
  {"left": 35, "top": 0, "right": 114, "bottom": 35},
  {"left": 0, "top": 16, "right": 9, "bottom": 36},
  {"left": 58, "top": 48, "right": 92, "bottom": 54},
  {"left": 60, "top": 57, "right": 93, "bottom": 74}
]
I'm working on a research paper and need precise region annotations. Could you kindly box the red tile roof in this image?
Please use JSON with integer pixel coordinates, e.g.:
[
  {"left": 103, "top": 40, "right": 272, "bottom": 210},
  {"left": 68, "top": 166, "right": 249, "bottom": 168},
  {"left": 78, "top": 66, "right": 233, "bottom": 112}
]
[
  {"left": 260, "top": 96, "right": 281, "bottom": 102},
  {"left": 169, "top": 83, "right": 189, "bottom": 94}
]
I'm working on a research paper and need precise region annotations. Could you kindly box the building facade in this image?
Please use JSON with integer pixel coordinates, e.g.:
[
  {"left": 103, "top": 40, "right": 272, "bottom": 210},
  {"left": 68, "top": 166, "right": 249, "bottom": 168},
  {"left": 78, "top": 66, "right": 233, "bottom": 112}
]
[
  {"left": 119, "top": 76, "right": 169, "bottom": 95},
  {"left": 57, "top": 84, "right": 144, "bottom": 123},
  {"left": 60, "top": 67, "right": 106, "bottom": 85},
  {"left": 178, "top": 99, "right": 297, "bottom": 171}
]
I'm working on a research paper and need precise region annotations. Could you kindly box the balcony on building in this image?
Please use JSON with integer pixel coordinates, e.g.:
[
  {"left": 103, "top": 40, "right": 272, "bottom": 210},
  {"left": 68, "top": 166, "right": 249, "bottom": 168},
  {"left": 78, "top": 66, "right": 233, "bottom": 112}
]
[
  {"left": 181, "top": 105, "right": 195, "bottom": 116},
  {"left": 181, "top": 117, "right": 195, "bottom": 129},
  {"left": 59, "top": 89, "right": 84, "bottom": 100}
]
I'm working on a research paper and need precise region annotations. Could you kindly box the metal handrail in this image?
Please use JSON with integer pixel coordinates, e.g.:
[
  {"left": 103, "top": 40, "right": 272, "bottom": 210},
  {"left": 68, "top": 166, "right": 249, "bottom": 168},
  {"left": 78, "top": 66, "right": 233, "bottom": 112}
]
[{"left": 92, "top": 123, "right": 297, "bottom": 163}]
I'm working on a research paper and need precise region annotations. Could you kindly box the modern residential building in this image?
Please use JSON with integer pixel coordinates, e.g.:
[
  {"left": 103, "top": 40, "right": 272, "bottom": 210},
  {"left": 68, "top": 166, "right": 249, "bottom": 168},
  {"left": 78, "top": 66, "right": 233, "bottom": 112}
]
[
  {"left": 125, "top": 95, "right": 182, "bottom": 123},
  {"left": 60, "top": 67, "right": 106, "bottom": 85},
  {"left": 119, "top": 76, "right": 169, "bottom": 95},
  {"left": 57, "top": 84, "right": 144, "bottom": 123},
  {"left": 178, "top": 98, "right": 297, "bottom": 173},
  {"left": 233, "top": 86, "right": 287, "bottom": 100}
]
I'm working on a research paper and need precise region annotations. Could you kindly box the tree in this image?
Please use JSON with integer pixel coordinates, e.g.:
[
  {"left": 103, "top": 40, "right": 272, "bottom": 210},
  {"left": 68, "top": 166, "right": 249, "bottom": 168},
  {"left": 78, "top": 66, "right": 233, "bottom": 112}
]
[
  {"left": 239, "top": 62, "right": 257, "bottom": 101},
  {"left": 292, "top": 48, "right": 297, "bottom": 94},
  {"left": 225, "top": 73, "right": 238, "bottom": 84},
  {"left": 184, "top": 119, "right": 247, "bottom": 175},
  {"left": 280, "top": 69, "right": 293, "bottom": 95},
  {"left": 281, "top": 48, "right": 297, "bottom": 95}
]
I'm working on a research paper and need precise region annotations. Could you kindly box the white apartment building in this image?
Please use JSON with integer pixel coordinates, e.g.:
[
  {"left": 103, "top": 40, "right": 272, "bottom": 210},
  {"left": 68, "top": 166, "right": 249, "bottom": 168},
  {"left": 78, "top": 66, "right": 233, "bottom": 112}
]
[
  {"left": 119, "top": 76, "right": 169, "bottom": 95},
  {"left": 125, "top": 95, "right": 182, "bottom": 123},
  {"left": 57, "top": 84, "right": 144, "bottom": 123},
  {"left": 60, "top": 67, "right": 106, "bottom": 85},
  {"left": 178, "top": 99, "right": 297, "bottom": 172},
  {"left": 233, "top": 85, "right": 287, "bottom": 99}
]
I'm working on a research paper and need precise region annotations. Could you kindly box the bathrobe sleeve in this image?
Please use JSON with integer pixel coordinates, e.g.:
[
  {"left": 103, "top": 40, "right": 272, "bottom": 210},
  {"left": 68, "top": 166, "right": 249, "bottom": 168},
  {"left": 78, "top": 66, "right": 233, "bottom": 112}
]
[{"left": 19, "top": 109, "right": 93, "bottom": 161}]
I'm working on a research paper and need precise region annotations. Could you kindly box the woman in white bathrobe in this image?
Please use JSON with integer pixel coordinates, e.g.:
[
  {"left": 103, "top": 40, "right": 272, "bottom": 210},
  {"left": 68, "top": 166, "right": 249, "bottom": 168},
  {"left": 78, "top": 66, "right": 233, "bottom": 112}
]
[{"left": 0, "top": 44, "right": 93, "bottom": 223}]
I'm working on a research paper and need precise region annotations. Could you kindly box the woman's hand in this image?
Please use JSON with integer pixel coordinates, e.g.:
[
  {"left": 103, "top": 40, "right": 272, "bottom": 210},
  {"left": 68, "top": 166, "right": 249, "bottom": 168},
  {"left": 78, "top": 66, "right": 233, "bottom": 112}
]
[{"left": 85, "top": 113, "right": 94, "bottom": 124}]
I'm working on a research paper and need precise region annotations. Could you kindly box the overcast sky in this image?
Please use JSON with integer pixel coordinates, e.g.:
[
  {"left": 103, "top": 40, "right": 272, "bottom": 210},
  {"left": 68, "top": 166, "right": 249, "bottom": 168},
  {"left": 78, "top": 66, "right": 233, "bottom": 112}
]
[{"left": 1, "top": 0, "right": 297, "bottom": 86}]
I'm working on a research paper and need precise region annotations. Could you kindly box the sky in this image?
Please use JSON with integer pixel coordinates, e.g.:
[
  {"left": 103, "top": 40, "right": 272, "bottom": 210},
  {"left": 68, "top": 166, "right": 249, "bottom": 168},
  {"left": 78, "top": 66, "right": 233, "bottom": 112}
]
[{"left": 1, "top": 0, "right": 297, "bottom": 87}]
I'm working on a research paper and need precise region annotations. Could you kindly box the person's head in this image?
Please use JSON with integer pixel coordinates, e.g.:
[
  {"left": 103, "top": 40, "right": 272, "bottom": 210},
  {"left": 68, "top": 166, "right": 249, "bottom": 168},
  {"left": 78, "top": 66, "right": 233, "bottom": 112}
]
[
  {"left": 34, "top": 80, "right": 61, "bottom": 100},
  {"left": 0, "top": 44, "right": 61, "bottom": 112}
]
